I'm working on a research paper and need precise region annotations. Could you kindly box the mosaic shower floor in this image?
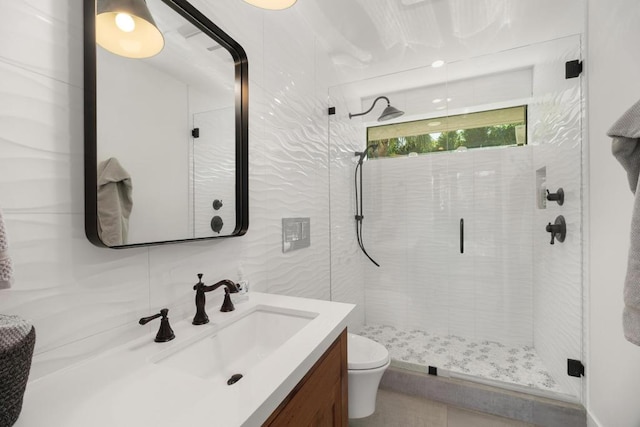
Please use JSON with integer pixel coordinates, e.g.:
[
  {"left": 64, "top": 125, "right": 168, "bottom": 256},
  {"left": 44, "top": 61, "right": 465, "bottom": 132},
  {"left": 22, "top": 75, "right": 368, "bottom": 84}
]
[{"left": 357, "top": 324, "right": 564, "bottom": 394}]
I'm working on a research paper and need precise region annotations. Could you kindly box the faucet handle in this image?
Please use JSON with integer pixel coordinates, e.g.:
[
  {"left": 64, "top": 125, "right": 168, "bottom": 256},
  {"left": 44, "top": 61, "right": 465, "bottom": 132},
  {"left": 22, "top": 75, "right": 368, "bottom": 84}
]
[
  {"left": 216, "top": 280, "right": 239, "bottom": 312},
  {"left": 139, "top": 308, "right": 175, "bottom": 343},
  {"left": 221, "top": 289, "right": 235, "bottom": 312},
  {"left": 139, "top": 310, "right": 163, "bottom": 325}
]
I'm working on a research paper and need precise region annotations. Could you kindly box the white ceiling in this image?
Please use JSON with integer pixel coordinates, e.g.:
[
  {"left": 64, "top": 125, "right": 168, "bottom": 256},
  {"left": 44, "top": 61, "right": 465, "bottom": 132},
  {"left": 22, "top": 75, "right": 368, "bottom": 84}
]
[
  {"left": 121, "top": 0, "right": 586, "bottom": 112},
  {"left": 295, "top": 0, "right": 586, "bottom": 87}
]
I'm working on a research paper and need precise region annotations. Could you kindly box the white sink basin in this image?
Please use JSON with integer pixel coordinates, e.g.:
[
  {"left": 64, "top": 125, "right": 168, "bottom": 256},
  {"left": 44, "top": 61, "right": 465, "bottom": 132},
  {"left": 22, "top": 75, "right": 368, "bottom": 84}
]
[
  {"left": 16, "top": 293, "right": 354, "bottom": 427},
  {"left": 152, "top": 305, "right": 317, "bottom": 383}
]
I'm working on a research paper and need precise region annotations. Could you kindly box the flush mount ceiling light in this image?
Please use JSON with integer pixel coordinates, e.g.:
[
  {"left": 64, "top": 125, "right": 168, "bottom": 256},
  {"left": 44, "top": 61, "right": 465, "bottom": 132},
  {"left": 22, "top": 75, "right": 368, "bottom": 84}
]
[
  {"left": 349, "top": 96, "right": 405, "bottom": 122},
  {"left": 242, "top": 0, "right": 297, "bottom": 10},
  {"left": 96, "top": 0, "right": 164, "bottom": 58}
]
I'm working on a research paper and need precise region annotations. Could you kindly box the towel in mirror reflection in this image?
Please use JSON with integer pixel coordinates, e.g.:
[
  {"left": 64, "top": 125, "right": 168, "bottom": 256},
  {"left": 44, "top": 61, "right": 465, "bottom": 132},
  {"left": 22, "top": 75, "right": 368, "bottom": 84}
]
[{"left": 97, "top": 158, "right": 133, "bottom": 246}]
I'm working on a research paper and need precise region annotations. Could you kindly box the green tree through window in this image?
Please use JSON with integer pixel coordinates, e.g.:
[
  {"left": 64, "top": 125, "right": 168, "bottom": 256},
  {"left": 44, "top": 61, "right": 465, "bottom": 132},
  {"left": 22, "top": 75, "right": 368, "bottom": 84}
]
[{"left": 367, "top": 106, "right": 527, "bottom": 158}]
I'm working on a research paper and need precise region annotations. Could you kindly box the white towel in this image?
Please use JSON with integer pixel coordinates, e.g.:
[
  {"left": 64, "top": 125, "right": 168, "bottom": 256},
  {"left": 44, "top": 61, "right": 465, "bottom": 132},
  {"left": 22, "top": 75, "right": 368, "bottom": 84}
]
[
  {"left": 609, "top": 98, "right": 640, "bottom": 346},
  {"left": 0, "top": 208, "right": 14, "bottom": 289}
]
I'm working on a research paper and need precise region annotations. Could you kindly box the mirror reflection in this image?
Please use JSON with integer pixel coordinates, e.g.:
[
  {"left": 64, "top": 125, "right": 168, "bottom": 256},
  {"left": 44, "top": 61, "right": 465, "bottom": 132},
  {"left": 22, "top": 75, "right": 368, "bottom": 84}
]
[{"left": 87, "top": 0, "right": 247, "bottom": 247}]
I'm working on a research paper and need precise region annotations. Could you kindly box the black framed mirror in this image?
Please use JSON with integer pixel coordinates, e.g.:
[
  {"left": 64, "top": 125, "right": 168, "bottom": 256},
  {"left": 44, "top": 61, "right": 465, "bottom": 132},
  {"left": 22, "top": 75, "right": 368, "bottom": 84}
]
[{"left": 84, "top": 0, "right": 248, "bottom": 248}]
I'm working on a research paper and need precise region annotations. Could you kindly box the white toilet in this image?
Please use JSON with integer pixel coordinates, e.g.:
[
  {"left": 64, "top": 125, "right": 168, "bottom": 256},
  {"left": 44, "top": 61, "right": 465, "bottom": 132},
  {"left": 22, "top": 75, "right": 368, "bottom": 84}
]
[{"left": 347, "top": 333, "right": 391, "bottom": 419}]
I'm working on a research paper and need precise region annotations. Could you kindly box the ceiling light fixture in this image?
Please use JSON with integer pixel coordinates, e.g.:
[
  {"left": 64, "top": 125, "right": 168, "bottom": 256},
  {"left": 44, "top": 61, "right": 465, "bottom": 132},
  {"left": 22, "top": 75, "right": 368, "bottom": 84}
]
[
  {"left": 349, "top": 96, "right": 405, "bottom": 122},
  {"left": 242, "top": 0, "right": 297, "bottom": 10},
  {"left": 431, "top": 60, "right": 445, "bottom": 68},
  {"left": 96, "top": 0, "right": 165, "bottom": 58}
]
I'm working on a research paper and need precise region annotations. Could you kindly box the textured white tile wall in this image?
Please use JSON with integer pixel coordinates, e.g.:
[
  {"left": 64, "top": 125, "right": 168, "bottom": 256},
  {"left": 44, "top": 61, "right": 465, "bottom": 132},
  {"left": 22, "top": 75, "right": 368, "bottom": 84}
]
[
  {"left": 0, "top": 0, "right": 337, "bottom": 379},
  {"left": 256, "top": 9, "right": 331, "bottom": 300}
]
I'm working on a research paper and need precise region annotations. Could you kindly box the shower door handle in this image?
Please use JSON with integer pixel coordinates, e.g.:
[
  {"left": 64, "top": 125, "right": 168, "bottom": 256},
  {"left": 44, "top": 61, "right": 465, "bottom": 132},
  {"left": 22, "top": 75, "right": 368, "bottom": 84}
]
[{"left": 460, "top": 218, "right": 464, "bottom": 254}]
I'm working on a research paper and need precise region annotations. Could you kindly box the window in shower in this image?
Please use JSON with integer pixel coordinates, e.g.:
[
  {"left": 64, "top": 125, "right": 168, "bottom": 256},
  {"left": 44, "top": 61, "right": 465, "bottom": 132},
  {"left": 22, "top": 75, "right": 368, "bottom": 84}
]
[{"left": 367, "top": 105, "right": 527, "bottom": 158}]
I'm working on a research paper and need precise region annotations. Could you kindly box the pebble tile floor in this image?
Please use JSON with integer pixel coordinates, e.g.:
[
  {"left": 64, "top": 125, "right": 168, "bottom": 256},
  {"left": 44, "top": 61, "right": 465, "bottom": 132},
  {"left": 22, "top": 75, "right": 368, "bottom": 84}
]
[{"left": 357, "top": 324, "right": 564, "bottom": 394}]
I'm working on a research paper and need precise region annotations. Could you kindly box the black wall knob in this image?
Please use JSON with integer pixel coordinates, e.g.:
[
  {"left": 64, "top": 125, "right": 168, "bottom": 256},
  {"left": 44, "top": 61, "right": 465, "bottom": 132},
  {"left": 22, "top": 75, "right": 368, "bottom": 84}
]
[
  {"left": 211, "top": 216, "right": 223, "bottom": 233},
  {"left": 546, "top": 188, "right": 564, "bottom": 205},
  {"left": 212, "top": 199, "right": 223, "bottom": 210}
]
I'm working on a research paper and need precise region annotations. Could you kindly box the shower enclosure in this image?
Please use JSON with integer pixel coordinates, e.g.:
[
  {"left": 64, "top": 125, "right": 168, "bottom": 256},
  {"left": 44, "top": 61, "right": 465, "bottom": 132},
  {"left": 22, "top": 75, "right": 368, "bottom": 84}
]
[{"left": 328, "top": 35, "right": 584, "bottom": 402}]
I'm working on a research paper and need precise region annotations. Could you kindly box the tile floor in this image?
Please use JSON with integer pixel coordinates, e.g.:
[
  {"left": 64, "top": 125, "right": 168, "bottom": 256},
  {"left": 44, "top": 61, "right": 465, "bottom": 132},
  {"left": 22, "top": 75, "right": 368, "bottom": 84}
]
[
  {"left": 349, "top": 389, "right": 534, "bottom": 427},
  {"left": 358, "top": 324, "right": 563, "bottom": 393}
]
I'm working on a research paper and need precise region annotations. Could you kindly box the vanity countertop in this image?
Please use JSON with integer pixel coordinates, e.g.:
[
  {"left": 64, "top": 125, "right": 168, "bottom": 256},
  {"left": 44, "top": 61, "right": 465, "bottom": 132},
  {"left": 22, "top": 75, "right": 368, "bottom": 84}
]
[{"left": 15, "top": 293, "right": 354, "bottom": 427}]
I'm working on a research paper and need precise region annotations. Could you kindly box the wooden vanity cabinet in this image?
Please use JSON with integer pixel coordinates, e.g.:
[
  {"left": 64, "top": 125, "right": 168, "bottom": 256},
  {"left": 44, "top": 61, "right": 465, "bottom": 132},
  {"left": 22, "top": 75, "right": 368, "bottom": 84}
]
[{"left": 263, "top": 329, "right": 348, "bottom": 426}]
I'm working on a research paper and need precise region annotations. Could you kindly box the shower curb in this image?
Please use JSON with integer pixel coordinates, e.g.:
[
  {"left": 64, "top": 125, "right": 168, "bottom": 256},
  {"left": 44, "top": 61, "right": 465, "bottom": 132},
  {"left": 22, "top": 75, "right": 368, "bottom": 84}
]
[{"left": 380, "top": 367, "right": 586, "bottom": 427}]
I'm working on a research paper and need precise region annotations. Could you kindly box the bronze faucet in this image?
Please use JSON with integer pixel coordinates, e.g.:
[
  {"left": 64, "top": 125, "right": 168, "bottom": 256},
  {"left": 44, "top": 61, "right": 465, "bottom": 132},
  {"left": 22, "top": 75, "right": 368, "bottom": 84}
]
[
  {"left": 192, "top": 273, "right": 239, "bottom": 325},
  {"left": 139, "top": 308, "right": 175, "bottom": 342}
]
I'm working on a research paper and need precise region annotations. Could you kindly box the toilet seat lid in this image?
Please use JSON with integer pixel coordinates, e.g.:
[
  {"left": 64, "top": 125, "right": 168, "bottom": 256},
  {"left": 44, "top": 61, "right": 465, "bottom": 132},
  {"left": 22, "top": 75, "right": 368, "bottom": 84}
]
[{"left": 348, "top": 333, "right": 390, "bottom": 370}]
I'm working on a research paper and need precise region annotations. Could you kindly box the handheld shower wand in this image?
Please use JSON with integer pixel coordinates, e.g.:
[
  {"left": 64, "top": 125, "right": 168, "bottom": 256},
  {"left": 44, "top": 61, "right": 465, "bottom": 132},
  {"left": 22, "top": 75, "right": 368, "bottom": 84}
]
[{"left": 354, "top": 144, "right": 380, "bottom": 267}]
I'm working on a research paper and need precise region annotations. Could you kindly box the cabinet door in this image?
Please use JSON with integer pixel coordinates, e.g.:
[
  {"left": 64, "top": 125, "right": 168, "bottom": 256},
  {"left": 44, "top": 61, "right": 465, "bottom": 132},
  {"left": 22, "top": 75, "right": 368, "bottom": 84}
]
[{"left": 265, "top": 330, "right": 348, "bottom": 426}]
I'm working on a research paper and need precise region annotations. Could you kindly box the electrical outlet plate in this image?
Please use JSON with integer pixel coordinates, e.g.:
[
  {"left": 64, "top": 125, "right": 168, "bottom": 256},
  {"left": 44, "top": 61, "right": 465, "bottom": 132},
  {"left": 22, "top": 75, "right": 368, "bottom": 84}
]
[{"left": 282, "top": 217, "right": 310, "bottom": 253}]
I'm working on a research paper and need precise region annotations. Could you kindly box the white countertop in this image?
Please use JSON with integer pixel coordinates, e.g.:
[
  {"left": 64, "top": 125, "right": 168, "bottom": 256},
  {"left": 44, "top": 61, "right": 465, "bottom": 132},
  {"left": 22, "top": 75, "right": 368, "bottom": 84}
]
[{"left": 15, "top": 293, "right": 354, "bottom": 427}]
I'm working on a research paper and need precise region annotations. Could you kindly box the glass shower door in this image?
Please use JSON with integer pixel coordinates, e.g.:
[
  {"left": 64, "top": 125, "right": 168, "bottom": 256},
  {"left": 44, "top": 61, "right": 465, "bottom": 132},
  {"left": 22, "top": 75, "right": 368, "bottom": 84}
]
[{"left": 440, "top": 35, "right": 584, "bottom": 400}]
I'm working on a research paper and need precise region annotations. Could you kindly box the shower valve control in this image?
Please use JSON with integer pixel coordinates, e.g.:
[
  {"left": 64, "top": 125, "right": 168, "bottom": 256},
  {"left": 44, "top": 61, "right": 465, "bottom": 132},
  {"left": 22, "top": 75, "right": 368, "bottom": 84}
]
[
  {"left": 546, "top": 188, "right": 564, "bottom": 205},
  {"left": 545, "top": 215, "right": 566, "bottom": 245}
]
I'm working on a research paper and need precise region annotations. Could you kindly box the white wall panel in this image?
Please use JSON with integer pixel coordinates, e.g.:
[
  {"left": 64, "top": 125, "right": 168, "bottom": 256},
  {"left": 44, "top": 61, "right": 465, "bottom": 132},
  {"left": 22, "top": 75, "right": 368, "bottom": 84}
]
[
  {"left": 0, "top": 1, "right": 83, "bottom": 87},
  {"left": 0, "top": 213, "right": 149, "bottom": 379},
  {"left": 587, "top": 0, "right": 640, "bottom": 425},
  {"left": 0, "top": 61, "right": 83, "bottom": 214}
]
